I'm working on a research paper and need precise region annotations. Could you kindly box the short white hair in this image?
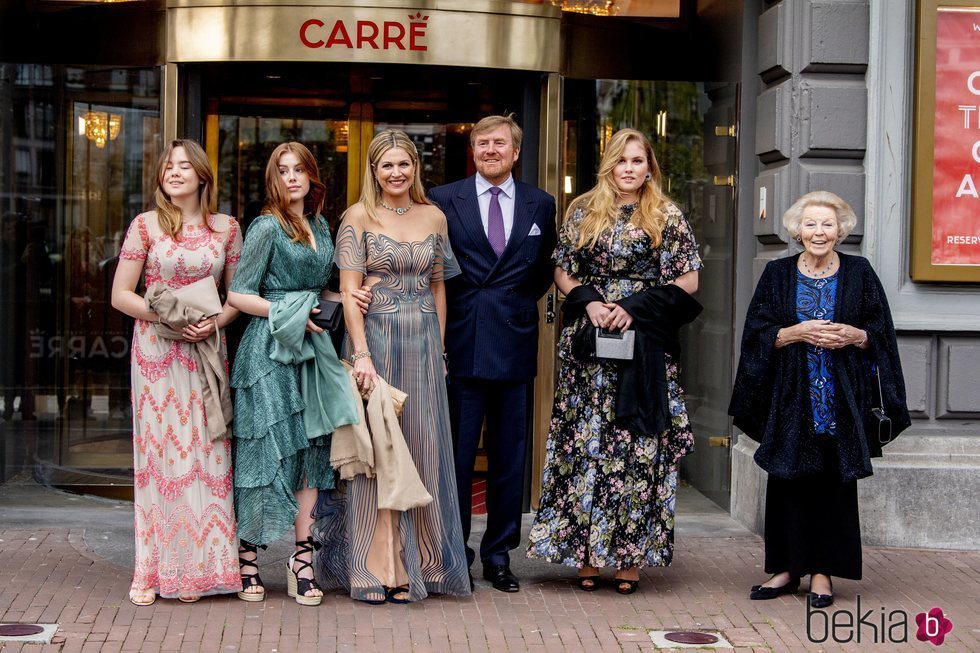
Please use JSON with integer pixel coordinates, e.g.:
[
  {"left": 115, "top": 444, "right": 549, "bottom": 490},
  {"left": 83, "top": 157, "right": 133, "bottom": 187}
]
[{"left": 782, "top": 191, "right": 858, "bottom": 240}]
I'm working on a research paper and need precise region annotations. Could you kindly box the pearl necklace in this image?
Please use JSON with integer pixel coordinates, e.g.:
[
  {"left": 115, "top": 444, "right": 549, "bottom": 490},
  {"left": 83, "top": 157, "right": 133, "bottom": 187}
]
[
  {"left": 801, "top": 253, "right": 836, "bottom": 278},
  {"left": 380, "top": 198, "right": 413, "bottom": 215}
]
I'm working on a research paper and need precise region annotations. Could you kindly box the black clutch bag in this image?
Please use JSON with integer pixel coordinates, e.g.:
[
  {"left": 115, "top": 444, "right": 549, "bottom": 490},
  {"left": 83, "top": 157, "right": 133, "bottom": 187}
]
[{"left": 310, "top": 297, "right": 344, "bottom": 332}]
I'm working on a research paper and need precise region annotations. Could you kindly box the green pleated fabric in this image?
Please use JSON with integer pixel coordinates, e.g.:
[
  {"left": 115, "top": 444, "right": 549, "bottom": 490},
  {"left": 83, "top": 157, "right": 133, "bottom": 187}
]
[
  {"left": 230, "top": 215, "right": 347, "bottom": 546},
  {"left": 268, "top": 291, "right": 358, "bottom": 441}
]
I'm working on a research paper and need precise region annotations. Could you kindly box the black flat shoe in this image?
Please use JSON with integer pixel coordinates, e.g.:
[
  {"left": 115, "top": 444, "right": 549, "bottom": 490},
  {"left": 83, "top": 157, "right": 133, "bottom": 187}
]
[
  {"left": 614, "top": 578, "right": 639, "bottom": 595},
  {"left": 483, "top": 564, "right": 520, "bottom": 592},
  {"left": 577, "top": 574, "right": 600, "bottom": 592},
  {"left": 808, "top": 579, "right": 834, "bottom": 608},
  {"left": 749, "top": 577, "right": 800, "bottom": 600},
  {"left": 808, "top": 592, "right": 834, "bottom": 609}
]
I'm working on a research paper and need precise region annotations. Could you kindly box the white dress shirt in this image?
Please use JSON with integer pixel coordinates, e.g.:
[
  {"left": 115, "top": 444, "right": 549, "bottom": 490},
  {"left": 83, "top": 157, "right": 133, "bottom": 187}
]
[{"left": 475, "top": 172, "right": 516, "bottom": 243}]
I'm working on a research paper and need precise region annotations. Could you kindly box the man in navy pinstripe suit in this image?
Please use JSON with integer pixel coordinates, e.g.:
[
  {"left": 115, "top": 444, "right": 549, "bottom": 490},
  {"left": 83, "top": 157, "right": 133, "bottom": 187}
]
[{"left": 429, "top": 115, "right": 557, "bottom": 593}]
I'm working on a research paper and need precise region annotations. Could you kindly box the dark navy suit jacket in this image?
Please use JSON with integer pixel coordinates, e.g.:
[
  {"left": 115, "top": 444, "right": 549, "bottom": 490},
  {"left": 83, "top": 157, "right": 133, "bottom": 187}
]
[{"left": 429, "top": 175, "right": 557, "bottom": 382}]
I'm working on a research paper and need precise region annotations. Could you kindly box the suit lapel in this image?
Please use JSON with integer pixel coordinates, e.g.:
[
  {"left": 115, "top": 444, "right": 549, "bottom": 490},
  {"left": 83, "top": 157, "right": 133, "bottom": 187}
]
[
  {"left": 454, "top": 177, "right": 497, "bottom": 263},
  {"left": 486, "top": 183, "right": 535, "bottom": 277},
  {"left": 503, "top": 184, "right": 534, "bottom": 258}
]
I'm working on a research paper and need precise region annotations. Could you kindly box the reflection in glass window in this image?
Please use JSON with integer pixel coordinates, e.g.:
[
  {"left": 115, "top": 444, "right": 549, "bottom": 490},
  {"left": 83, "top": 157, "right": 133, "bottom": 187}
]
[{"left": 0, "top": 64, "right": 161, "bottom": 490}]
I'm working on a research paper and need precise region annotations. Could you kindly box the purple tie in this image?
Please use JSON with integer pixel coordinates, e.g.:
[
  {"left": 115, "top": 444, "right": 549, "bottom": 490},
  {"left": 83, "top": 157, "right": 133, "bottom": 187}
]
[{"left": 487, "top": 186, "right": 505, "bottom": 257}]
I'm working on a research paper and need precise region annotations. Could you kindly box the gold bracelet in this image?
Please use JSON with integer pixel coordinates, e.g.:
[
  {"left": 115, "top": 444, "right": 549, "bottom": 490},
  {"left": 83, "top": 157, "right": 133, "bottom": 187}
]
[{"left": 350, "top": 350, "right": 372, "bottom": 363}]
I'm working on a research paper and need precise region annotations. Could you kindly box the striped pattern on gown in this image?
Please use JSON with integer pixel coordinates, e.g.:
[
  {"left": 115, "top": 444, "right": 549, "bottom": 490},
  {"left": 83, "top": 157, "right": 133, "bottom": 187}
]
[{"left": 313, "top": 219, "right": 471, "bottom": 602}]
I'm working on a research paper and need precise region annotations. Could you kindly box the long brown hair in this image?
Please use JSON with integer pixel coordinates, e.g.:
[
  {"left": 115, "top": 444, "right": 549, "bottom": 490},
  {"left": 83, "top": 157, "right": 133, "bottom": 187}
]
[
  {"left": 153, "top": 139, "right": 216, "bottom": 240},
  {"left": 263, "top": 142, "right": 326, "bottom": 246},
  {"left": 355, "top": 130, "right": 430, "bottom": 226},
  {"left": 568, "top": 128, "right": 670, "bottom": 250}
]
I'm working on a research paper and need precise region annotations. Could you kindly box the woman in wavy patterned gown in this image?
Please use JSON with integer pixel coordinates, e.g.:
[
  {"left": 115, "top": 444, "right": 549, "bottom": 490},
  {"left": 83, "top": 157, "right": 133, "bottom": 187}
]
[
  {"left": 314, "top": 130, "right": 471, "bottom": 603},
  {"left": 111, "top": 139, "right": 242, "bottom": 605}
]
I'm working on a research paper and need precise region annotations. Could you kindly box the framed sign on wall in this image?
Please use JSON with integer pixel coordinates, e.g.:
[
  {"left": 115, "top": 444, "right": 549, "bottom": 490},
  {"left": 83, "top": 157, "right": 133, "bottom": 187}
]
[{"left": 912, "top": 1, "right": 980, "bottom": 282}]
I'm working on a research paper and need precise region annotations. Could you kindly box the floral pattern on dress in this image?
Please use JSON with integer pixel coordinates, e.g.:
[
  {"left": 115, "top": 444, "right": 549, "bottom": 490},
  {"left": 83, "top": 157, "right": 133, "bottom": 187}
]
[
  {"left": 527, "top": 203, "right": 701, "bottom": 570},
  {"left": 123, "top": 213, "right": 243, "bottom": 598}
]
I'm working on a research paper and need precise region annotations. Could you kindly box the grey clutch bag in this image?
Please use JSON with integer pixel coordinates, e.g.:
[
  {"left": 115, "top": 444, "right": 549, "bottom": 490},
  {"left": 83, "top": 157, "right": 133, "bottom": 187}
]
[{"left": 595, "top": 328, "right": 635, "bottom": 360}]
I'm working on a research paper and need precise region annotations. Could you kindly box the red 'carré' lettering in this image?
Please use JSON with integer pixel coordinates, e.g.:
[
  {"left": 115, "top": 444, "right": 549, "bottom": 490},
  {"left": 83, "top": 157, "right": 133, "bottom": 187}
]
[
  {"left": 300, "top": 19, "right": 325, "bottom": 48},
  {"left": 383, "top": 21, "right": 406, "bottom": 50},
  {"left": 409, "top": 22, "right": 427, "bottom": 51},
  {"left": 357, "top": 21, "right": 380, "bottom": 49},
  {"left": 298, "top": 17, "right": 428, "bottom": 51},
  {"left": 325, "top": 20, "right": 353, "bottom": 48}
]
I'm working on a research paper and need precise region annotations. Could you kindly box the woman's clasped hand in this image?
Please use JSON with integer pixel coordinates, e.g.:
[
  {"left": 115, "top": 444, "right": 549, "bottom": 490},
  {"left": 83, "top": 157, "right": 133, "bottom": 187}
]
[
  {"left": 585, "top": 301, "right": 634, "bottom": 331},
  {"left": 781, "top": 319, "right": 866, "bottom": 349}
]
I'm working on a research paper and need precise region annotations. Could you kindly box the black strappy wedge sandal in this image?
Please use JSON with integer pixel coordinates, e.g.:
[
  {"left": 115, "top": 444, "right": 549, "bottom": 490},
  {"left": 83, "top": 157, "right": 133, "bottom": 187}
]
[
  {"left": 287, "top": 537, "right": 324, "bottom": 606},
  {"left": 237, "top": 541, "right": 267, "bottom": 602}
]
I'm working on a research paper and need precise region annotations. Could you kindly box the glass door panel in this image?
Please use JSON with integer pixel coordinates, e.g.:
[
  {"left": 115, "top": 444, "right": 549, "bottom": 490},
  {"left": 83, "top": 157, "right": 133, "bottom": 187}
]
[
  {"left": 371, "top": 121, "right": 477, "bottom": 191},
  {"left": 214, "top": 113, "right": 349, "bottom": 229},
  {"left": 59, "top": 99, "right": 161, "bottom": 471},
  {"left": 559, "top": 79, "right": 738, "bottom": 509}
]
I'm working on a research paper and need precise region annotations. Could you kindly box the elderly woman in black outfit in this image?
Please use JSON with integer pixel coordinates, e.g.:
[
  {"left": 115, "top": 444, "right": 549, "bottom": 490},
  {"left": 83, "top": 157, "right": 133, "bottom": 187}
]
[{"left": 729, "top": 191, "right": 909, "bottom": 608}]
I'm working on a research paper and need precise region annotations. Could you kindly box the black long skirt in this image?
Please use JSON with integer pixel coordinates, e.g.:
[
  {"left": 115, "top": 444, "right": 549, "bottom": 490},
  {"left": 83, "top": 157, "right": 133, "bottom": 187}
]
[{"left": 763, "top": 440, "right": 863, "bottom": 580}]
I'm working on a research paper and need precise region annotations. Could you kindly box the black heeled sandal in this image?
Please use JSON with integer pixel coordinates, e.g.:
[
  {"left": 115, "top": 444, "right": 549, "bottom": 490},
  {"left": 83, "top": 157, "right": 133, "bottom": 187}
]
[
  {"left": 237, "top": 541, "right": 267, "bottom": 602},
  {"left": 385, "top": 586, "right": 411, "bottom": 604},
  {"left": 287, "top": 537, "right": 324, "bottom": 606},
  {"left": 614, "top": 578, "right": 640, "bottom": 595},
  {"left": 577, "top": 574, "right": 601, "bottom": 592}
]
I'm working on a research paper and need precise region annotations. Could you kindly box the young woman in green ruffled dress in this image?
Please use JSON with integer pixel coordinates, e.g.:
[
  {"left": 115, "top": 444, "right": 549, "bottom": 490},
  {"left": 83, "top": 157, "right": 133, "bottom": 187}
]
[{"left": 227, "top": 142, "right": 366, "bottom": 605}]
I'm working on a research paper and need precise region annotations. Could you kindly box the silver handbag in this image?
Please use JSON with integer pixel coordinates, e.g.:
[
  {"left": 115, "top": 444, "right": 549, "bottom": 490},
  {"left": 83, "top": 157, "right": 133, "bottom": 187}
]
[{"left": 595, "top": 328, "right": 635, "bottom": 360}]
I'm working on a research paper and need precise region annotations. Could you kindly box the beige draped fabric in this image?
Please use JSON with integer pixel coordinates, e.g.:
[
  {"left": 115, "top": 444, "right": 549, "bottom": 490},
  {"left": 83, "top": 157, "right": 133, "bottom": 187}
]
[
  {"left": 330, "top": 363, "right": 431, "bottom": 511},
  {"left": 144, "top": 278, "right": 231, "bottom": 441}
]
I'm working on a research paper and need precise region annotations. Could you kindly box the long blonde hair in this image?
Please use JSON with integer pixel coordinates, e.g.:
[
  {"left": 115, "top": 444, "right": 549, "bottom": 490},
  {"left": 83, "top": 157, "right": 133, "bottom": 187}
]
[
  {"left": 569, "top": 128, "right": 670, "bottom": 250},
  {"left": 355, "top": 130, "right": 429, "bottom": 226},
  {"left": 263, "top": 142, "right": 326, "bottom": 246},
  {"left": 153, "top": 139, "right": 216, "bottom": 240}
]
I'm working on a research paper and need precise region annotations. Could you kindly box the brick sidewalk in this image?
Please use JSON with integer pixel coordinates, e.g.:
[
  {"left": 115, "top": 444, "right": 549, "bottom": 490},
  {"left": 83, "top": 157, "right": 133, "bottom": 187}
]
[{"left": 1, "top": 526, "right": 978, "bottom": 652}]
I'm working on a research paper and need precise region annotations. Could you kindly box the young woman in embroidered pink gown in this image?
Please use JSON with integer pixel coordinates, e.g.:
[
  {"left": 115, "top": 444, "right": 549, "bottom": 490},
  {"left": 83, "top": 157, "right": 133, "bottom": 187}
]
[{"left": 111, "top": 139, "right": 243, "bottom": 605}]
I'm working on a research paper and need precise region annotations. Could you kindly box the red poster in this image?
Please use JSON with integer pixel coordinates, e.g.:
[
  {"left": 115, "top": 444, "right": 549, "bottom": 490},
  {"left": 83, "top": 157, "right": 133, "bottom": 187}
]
[{"left": 932, "top": 8, "right": 980, "bottom": 265}]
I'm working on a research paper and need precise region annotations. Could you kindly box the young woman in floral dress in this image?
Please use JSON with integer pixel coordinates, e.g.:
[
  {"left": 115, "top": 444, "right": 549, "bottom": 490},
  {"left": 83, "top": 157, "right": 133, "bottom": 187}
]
[
  {"left": 527, "top": 128, "right": 701, "bottom": 594},
  {"left": 112, "top": 139, "right": 242, "bottom": 605}
]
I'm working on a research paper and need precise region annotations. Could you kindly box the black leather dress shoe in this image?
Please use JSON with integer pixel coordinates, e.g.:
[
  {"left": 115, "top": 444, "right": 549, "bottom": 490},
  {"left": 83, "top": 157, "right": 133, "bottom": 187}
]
[
  {"left": 468, "top": 571, "right": 474, "bottom": 591},
  {"left": 749, "top": 577, "right": 800, "bottom": 600},
  {"left": 483, "top": 564, "right": 520, "bottom": 592}
]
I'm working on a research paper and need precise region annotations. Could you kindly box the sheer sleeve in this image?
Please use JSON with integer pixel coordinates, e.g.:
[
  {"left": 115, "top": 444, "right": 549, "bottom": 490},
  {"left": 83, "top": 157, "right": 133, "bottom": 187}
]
[
  {"left": 659, "top": 205, "right": 703, "bottom": 283},
  {"left": 119, "top": 214, "right": 150, "bottom": 261},
  {"left": 229, "top": 216, "right": 276, "bottom": 295},
  {"left": 432, "top": 214, "right": 460, "bottom": 283},
  {"left": 334, "top": 214, "right": 366, "bottom": 274},
  {"left": 552, "top": 207, "right": 584, "bottom": 275},
  {"left": 223, "top": 217, "right": 243, "bottom": 279}
]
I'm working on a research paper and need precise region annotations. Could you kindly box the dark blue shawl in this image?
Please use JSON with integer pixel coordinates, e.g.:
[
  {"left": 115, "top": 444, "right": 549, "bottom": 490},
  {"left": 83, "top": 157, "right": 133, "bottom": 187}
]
[{"left": 728, "top": 253, "right": 911, "bottom": 481}]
